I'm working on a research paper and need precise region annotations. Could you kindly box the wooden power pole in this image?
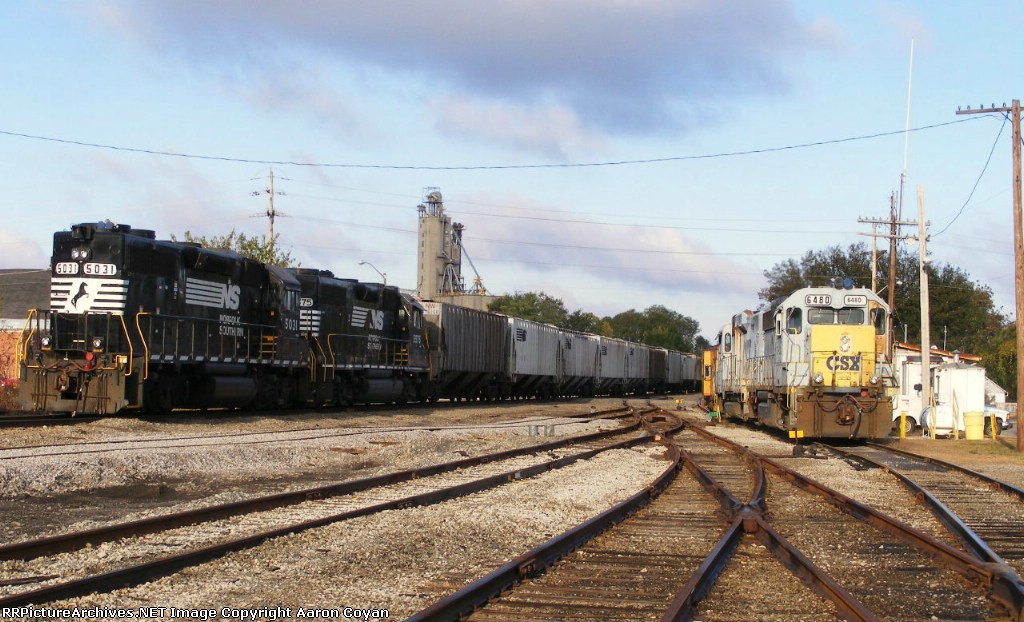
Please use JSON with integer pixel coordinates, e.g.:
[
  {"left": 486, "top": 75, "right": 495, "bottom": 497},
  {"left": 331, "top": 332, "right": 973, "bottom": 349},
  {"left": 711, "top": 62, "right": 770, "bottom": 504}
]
[
  {"left": 956, "top": 100, "right": 1022, "bottom": 451},
  {"left": 858, "top": 206, "right": 916, "bottom": 355}
]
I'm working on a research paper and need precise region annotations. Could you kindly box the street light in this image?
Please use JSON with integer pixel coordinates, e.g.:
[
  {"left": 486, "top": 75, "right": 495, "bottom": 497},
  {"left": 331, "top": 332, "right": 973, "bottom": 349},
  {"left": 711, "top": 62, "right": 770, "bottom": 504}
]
[{"left": 358, "top": 260, "right": 387, "bottom": 285}]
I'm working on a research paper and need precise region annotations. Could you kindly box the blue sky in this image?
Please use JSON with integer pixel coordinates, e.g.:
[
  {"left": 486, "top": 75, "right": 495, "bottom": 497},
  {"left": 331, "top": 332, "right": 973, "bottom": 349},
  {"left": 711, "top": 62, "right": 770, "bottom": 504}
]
[{"left": 1, "top": 1, "right": 1020, "bottom": 341}]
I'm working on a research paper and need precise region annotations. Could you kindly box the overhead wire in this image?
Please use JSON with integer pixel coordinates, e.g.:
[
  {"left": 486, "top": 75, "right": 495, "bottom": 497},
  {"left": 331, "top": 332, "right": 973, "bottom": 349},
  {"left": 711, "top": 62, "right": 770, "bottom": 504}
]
[
  {"left": 932, "top": 112, "right": 1009, "bottom": 237},
  {"left": 282, "top": 175, "right": 852, "bottom": 222},
  {"left": 287, "top": 193, "right": 855, "bottom": 235},
  {"left": 0, "top": 117, "right": 983, "bottom": 170}
]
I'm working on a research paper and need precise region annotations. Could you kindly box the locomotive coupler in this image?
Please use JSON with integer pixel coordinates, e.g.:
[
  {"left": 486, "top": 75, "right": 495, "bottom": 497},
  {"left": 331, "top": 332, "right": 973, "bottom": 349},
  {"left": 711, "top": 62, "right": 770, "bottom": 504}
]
[{"left": 834, "top": 395, "right": 863, "bottom": 426}]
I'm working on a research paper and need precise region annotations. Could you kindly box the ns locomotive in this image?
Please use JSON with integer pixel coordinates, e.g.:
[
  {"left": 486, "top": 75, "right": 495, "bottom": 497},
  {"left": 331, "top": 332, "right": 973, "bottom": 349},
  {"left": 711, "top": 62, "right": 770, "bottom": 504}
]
[
  {"left": 17, "top": 222, "right": 698, "bottom": 415},
  {"left": 702, "top": 284, "right": 893, "bottom": 439}
]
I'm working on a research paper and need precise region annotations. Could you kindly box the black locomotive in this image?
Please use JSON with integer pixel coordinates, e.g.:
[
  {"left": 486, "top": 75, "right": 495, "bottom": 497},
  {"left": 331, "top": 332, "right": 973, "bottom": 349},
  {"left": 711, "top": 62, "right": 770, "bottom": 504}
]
[
  {"left": 293, "top": 268, "right": 429, "bottom": 406},
  {"left": 17, "top": 222, "right": 698, "bottom": 415}
]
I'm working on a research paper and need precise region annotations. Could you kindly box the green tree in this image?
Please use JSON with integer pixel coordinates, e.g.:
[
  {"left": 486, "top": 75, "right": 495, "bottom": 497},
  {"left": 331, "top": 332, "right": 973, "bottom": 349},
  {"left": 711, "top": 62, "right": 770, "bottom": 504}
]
[
  {"left": 490, "top": 292, "right": 706, "bottom": 353},
  {"left": 606, "top": 305, "right": 704, "bottom": 352},
  {"left": 488, "top": 291, "right": 568, "bottom": 326},
  {"left": 564, "top": 310, "right": 610, "bottom": 335},
  {"left": 758, "top": 243, "right": 873, "bottom": 301},
  {"left": 172, "top": 230, "right": 297, "bottom": 267},
  {"left": 606, "top": 309, "right": 646, "bottom": 342}
]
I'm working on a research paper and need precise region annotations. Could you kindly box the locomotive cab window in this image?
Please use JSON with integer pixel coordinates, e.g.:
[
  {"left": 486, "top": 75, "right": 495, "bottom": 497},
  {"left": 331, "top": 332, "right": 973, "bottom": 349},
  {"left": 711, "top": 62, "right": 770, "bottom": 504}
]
[
  {"left": 871, "top": 308, "right": 887, "bottom": 335},
  {"left": 786, "top": 308, "right": 802, "bottom": 333},
  {"left": 836, "top": 308, "right": 865, "bottom": 324},
  {"left": 807, "top": 308, "right": 864, "bottom": 325},
  {"left": 723, "top": 333, "right": 732, "bottom": 353}
]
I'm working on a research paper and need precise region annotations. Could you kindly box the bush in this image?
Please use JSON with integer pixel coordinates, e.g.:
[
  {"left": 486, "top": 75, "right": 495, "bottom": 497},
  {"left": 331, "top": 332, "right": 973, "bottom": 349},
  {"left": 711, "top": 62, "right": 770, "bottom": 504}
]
[{"left": 0, "top": 378, "right": 19, "bottom": 412}]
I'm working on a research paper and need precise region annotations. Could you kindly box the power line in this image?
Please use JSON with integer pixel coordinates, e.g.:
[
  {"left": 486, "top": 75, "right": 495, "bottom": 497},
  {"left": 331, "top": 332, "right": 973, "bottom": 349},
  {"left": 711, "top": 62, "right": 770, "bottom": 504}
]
[
  {"left": 0, "top": 117, "right": 986, "bottom": 171},
  {"left": 933, "top": 112, "right": 1008, "bottom": 237},
  {"left": 287, "top": 196, "right": 855, "bottom": 234},
  {"left": 284, "top": 176, "right": 853, "bottom": 222}
]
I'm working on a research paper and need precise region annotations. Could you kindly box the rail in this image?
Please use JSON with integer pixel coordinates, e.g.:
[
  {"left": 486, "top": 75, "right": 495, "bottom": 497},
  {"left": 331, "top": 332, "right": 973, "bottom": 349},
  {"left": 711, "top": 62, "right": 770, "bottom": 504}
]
[
  {"left": 683, "top": 420, "right": 1024, "bottom": 619},
  {"left": 0, "top": 416, "right": 652, "bottom": 606}
]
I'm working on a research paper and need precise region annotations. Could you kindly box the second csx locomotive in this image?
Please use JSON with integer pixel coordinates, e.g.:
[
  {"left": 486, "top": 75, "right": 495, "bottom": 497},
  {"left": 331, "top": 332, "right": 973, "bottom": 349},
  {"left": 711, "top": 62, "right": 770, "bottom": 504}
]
[
  {"left": 703, "top": 284, "right": 893, "bottom": 439},
  {"left": 18, "top": 222, "right": 699, "bottom": 415}
]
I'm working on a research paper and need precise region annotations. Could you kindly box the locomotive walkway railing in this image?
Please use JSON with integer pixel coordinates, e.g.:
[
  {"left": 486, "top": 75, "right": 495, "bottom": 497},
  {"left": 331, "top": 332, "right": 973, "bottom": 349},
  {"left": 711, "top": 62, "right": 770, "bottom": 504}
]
[
  {"left": 135, "top": 313, "right": 282, "bottom": 380},
  {"left": 20, "top": 310, "right": 134, "bottom": 376},
  {"left": 325, "top": 332, "right": 416, "bottom": 369}
]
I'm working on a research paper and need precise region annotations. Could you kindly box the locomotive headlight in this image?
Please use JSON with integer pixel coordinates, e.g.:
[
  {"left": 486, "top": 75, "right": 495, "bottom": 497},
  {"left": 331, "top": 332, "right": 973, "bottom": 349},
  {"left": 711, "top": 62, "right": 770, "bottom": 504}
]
[
  {"left": 840, "top": 334, "right": 852, "bottom": 353},
  {"left": 70, "top": 249, "right": 81, "bottom": 259},
  {"left": 40, "top": 336, "right": 52, "bottom": 349},
  {"left": 814, "top": 373, "right": 825, "bottom": 385},
  {"left": 71, "top": 247, "right": 91, "bottom": 260},
  {"left": 869, "top": 374, "right": 879, "bottom": 385},
  {"left": 92, "top": 336, "right": 104, "bottom": 351}
]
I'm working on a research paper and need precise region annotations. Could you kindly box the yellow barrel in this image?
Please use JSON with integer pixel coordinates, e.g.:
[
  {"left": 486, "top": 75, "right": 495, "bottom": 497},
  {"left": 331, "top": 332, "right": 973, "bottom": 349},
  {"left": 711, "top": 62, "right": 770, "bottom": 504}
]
[{"left": 964, "top": 411, "right": 984, "bottom": 440}]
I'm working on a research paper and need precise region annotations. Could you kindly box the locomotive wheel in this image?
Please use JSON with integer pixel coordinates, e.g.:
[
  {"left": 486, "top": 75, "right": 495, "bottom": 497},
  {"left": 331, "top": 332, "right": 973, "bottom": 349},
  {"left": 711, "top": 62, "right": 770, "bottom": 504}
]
[
  {"left": 276, "top": 376, "right": 296, "bottom": 409},
  {"left": 144, "top": 374, "right": 177, "bottom": 414}
]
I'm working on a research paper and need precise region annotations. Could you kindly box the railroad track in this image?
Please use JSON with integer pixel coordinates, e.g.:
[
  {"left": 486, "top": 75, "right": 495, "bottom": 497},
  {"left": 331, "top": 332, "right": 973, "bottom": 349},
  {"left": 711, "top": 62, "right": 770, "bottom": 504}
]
[
  {"left": 0, "top": 412, "right": 104, "bottom": 429},
  {"left": 0, "top": 397, "right": 632, "bottom": 430},
  {"left": 0, "top": 409, "right": 670, "bottom": 607},
  {"left": 829, "top": 442, "right": 1024, "bottom": 580},
  {"left": 409, "top": 413, "right": 1024, "bottom": 621},
  {"left": 0, "top": 404, "right": 633, "bottom": 460}
]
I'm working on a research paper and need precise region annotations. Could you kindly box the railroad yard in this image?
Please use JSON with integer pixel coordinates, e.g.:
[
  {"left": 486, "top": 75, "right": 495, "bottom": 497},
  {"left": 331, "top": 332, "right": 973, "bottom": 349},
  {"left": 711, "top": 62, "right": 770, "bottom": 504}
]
[{"left": 0, "top": 396, "right": 1020, "bottom": 621}]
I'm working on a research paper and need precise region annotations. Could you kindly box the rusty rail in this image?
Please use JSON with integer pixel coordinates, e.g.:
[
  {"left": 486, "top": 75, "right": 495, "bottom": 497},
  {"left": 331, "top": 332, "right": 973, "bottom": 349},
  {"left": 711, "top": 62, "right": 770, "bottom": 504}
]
[
  {"left": 0, "top": 416, "right": 645, "bottom": 563},
  {"left": 682, "top": 420, "right": 1024, "bottom": 621},
  {"left": 406, "top": 414, "right": 685, "bottom": 622},
  {"left": 0, "top": 420, "right": 661, "bottom": 606}
]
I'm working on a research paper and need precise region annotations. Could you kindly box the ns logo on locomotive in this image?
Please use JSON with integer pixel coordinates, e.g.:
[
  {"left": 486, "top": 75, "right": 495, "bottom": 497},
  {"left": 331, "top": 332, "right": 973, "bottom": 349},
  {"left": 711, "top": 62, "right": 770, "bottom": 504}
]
[
  {"left": 702, "top": 281, "right": 894, "bottom": 440},
  {"left": 16, "top": 222, "right": 700, "bottom": 415}
]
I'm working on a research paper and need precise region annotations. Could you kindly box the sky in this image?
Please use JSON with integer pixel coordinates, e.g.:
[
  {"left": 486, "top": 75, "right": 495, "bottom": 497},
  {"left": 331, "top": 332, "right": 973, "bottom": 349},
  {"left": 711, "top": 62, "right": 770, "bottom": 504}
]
[{"left": 0, "top": 1, "right": 1020, "bottom": 341}]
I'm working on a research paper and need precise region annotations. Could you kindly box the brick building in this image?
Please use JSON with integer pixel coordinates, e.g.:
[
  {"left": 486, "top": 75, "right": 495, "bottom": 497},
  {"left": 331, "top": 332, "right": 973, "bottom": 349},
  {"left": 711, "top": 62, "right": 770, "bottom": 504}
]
[{"left": 0, "top": 269, "right": 50, "bottom": 381}]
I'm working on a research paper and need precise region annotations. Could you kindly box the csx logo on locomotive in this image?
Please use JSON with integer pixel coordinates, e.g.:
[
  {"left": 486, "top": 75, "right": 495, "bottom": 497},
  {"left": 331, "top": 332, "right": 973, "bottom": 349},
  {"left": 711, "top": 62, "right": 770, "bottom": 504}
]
[{"left": 826, "top": 355, "right": 862, "bottom": 371}]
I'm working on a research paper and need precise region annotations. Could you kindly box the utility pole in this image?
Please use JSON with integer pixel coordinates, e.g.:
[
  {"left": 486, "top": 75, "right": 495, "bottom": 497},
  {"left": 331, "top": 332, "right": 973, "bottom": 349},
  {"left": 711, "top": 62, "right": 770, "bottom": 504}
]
[
  {"left": 251, "top": 168, "right": 288, "bottom": 258},
  {"left": 871, "top": 223, "right": 878, "bottom": 292},
  {"left": 858, "top": 208, "right": 917, "bottom": 355},
  {"left": 888, "top": 192, "right": 900, "bottom": 331},
  {"left": 957, "top": 100, "right": 1022, "bottom": 451},
  {"left": 918, "top": 186, "right": 932, "bottom": 438}
]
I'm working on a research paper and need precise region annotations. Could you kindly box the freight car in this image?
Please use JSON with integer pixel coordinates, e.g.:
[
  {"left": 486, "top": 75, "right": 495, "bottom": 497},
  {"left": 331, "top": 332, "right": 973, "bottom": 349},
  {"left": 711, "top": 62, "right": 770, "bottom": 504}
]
[
  {"left": 654, "top": 348, "right": 699, "bottom": 394},
  {"left": 17, "top": 222, "right": 699, "bottom": 415},
  {"left": 703, "top": 284, "right": 893, "bottom": 439}
]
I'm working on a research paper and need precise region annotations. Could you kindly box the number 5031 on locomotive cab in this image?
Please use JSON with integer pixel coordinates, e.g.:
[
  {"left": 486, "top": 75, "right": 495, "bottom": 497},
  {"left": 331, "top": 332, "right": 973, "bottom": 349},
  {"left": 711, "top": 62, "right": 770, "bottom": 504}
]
[{"left": 703, "top": 284, "right": 893, "bottom": 439}]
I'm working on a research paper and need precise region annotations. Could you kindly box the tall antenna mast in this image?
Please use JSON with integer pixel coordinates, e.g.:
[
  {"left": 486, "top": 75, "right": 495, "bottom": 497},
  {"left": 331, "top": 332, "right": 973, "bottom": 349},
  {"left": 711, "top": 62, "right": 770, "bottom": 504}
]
[
  {"left": 898, "top": 39, "right": 915, "bottom": 221},
  {"left": 890, "top": 39, "right": 915, "bottom": 350}
]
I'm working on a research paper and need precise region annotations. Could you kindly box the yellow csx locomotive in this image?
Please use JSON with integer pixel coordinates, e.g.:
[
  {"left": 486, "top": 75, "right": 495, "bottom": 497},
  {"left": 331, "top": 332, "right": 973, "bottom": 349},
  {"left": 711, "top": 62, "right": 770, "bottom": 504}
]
[{"left": 703, "top": 284, "right": 893, "bottom": 439}]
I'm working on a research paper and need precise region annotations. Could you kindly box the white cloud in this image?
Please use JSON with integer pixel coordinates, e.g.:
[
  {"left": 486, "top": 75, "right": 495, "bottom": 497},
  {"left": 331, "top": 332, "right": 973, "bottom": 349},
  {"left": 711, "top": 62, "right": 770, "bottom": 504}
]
[
  {"left": 432, "top": 96, "right": 606, "bottom": 158},
  {"left": 0, "top": 232, "right": 48, "bottom": 269},
  {"left": 451, "top": 193, "right": 762, "bottom": 298},
  {"left": 90, "top": 0, "right": 830, "bottom": 148}
]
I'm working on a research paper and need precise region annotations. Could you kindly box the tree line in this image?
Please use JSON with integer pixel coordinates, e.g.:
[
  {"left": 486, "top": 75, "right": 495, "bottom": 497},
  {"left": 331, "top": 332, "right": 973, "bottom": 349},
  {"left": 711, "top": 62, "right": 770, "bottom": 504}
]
[{"left": 487, "top": 292, "right": 709, "bottom": 353}]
